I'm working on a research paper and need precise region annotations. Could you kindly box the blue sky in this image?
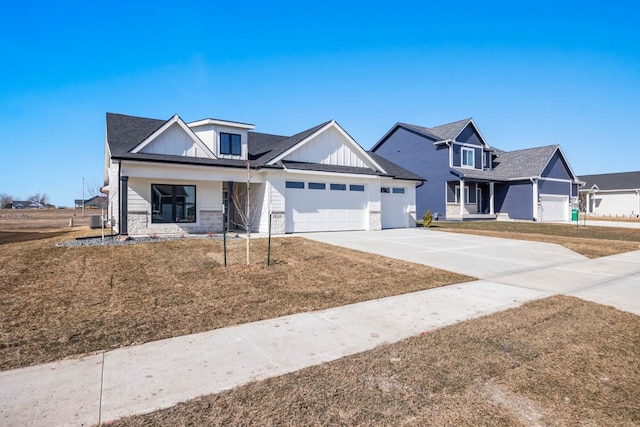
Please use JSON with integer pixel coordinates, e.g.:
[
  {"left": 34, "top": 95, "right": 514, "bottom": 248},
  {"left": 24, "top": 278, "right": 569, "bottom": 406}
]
[{"left": 1, "top": 1, "right": 638, "bottom": 206}]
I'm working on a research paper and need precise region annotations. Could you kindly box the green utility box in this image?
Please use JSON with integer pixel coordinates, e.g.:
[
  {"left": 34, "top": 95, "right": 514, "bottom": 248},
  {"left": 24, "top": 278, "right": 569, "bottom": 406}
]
[{"left": 571, "top": 209, "right": 579, "bottom": 221}]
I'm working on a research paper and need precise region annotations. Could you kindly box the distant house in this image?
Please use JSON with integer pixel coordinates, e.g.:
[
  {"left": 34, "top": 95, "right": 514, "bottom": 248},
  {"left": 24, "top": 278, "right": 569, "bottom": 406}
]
[
  {"left": 578, "top": 171, "right": 640, "bottom": 217},
  {"left": 75, "top": 196, "right": 108, "bottom": 209},
  {"left": 12, "top": 200, "right": 45, "bottom": 209},
  {"left": 371, "top": 118, "right": 581, "bottom": 222}
]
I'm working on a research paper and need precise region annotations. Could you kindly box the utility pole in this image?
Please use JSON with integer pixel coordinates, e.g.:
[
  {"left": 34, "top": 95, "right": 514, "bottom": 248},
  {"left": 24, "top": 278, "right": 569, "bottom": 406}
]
[{"left": 82, "top": 177, "right": 85, "bottom": 217}]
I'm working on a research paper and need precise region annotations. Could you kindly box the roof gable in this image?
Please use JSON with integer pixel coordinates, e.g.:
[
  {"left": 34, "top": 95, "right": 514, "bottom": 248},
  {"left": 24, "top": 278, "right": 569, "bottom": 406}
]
[
  {"left": 267, "top": 121, "right": 386, "bottom": 172},
  {"left": 370, "top": 122, "right": 440, "bottom": 152},
  {"left": 130, "top": 115, "right": 215, "bottom": 159},
  {"left": 428, "top": 118, "right": 471, "bottom": 141},
  {"left": 541, "top": 148, "right": 575, "bottom": 180},
  {"left": 492, "top": 145, "right": 561, "bottom": 179},
  {"left": 430, "top": 118, "right": 489, "bottom": 147}
]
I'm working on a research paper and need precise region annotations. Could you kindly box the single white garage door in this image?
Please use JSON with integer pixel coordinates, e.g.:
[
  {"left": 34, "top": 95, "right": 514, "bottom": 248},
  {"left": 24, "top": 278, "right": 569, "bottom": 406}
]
[
  {"left": 540, "top": 194, "right": 568, "bottom": 222},
  {"left": 381, "top": 186, "right": 408, "bottom": 229},
  {"left": 285, "top": 181, "right": 367, "bottom": 233}
]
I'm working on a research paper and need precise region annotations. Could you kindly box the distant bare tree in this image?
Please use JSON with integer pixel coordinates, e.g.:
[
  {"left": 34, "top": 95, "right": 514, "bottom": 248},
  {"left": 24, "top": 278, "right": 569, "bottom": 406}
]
[
  {"left": 0, "top": 193, "right": 13, "bottom": 209},
  {"left": 28, "top": 193, "right": 49, "bottom": 206}
]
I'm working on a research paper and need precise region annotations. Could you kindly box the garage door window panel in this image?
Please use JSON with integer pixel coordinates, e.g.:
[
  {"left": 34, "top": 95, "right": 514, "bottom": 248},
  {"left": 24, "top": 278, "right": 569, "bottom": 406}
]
[
  {"left": 309, "top": 182, "right": 326, "bottom": 190},
  {"left": 330, "top": 184, "right": 346, "bottom": 191},
  {"left": 286, "top": 181, "right": 305, "bottom": 189},
  {"left": 350, "top": 185, "right": 365, "bottom": 191}
]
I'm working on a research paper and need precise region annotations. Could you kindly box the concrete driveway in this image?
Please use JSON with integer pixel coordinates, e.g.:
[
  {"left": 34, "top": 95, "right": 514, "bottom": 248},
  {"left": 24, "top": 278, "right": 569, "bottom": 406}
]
[{"left": 304, "top": 228, "right": 587, "bottom": 279}]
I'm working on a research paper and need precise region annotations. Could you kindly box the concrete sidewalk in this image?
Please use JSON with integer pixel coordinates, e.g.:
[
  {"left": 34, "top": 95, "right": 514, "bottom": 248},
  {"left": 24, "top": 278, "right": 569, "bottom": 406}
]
[{"left": 1, "top": 231, "right": 639, "bottom": 426}]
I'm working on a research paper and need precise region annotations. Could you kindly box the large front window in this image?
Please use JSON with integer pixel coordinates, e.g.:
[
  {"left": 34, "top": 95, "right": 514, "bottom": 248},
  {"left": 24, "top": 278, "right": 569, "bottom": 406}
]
[
  {"left": 220, "top": 133, "right": 241, "bottom": 155},
  {"left": 151, "top": 184, "right": 196, "bottom": 223},
  {"left": 462, "top": 147, "right": 474, "bottom": 168}
]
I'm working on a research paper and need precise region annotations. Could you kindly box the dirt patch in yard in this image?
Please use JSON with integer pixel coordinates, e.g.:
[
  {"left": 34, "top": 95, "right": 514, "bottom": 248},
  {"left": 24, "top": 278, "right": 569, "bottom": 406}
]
[
  {"left": 0, "top": 233, "right": 471, "bottom": 371},
  {"left": 431, "top": 221, "right": 640, "bottom": 258},
  {"left": 109, "top": 295, "right": 640, "bottom": 426}
]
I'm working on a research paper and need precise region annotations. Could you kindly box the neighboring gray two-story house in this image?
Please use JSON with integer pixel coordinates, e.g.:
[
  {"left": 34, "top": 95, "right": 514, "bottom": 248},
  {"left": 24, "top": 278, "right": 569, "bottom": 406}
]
[{"left": 371, "top": 118, "right": 581, "bottom": 222}]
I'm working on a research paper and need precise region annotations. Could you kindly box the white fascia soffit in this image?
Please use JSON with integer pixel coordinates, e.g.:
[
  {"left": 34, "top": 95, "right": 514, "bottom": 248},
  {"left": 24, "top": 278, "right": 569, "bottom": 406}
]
[
  {"left": 188, "top": 118, "right": 255, "bottom": 130},
  {"left": 130, "top": 115, "right": 216, "bottom": 159},
  {"left": 268, "top": 120, "right": 388, "bottom": 174}
]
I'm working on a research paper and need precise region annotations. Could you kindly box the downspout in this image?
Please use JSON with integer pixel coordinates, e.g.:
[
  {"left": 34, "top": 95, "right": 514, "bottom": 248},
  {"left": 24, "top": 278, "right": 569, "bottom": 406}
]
[{"left": 530, "top": 178, "right": 538, "bottom": 221}]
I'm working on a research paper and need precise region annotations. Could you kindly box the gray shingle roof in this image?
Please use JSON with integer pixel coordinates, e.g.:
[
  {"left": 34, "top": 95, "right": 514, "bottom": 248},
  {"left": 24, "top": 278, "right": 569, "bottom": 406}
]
[
  {"left": 578, "top": 171, "right": 640, "bottom": 190},
  {"left": 452, "top": 145, "right": 561, "bottom": 181},
  {"left": 427, "top": 118, "right": 472, "bottom": 141},
  {"left": 106, "top": 113, "right": 166, "bottom": 157},
  {"left": 396, "top": 123, "right": 442, "bottom": 140},
  {"left": 492, "top": 145, "right": 559, "bottom": 178},
  {"left": 106, "top": 113, "right": 422, "bottom": 181},
  {"left": 367, "top": 152, "right": 425, "bottom": 181}
]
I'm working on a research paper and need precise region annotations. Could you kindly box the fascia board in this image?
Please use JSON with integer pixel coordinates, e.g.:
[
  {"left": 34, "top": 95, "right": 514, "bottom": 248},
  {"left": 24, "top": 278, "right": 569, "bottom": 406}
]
[
  {"left": 370, "top": 123, "right": 401, "bottom": 152},
  {"left": 188, "top": 118, "right": 255, "bottom": 129},
  {"left": 282, "top": 168, "right": 380, "bottom": 180}
]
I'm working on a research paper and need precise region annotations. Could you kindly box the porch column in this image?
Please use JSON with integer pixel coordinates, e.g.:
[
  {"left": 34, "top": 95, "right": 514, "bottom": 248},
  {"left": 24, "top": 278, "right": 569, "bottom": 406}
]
[
  {"left": 120, "top": 175, "right": 128, "bottom": 235},
  {"left": 459, "top": 179, "right": 465, "bottom": 217},
  {"left": 489, "top": 182, "right": 495, "bottom": 215},
  {"left": 532, "top": 178, "right": 539, "bottom": 221}
]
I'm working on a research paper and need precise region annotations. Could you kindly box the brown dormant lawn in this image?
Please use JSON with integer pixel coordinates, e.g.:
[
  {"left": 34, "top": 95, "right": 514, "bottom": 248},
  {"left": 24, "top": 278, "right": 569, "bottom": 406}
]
[
  {"left": 109, "top": 295, "right": 640, "bottom": 426},
  {"left": 430, "top": 221, "right": 640, "bottom": 258},
  {"left": 0, "top": 227, "right": 471, "bottom": 371}
]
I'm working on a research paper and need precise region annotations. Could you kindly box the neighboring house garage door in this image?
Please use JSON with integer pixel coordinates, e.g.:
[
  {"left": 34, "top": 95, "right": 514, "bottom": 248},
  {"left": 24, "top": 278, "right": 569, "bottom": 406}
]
[
  {"left": 381, "top": 186, "right": 408, "bottom": 228},
  {"left": 540, "top": 194, "right": 568, "bottom": 222},
  {"left": 285, "top": 181, "right": 367, "bottom": 233}
]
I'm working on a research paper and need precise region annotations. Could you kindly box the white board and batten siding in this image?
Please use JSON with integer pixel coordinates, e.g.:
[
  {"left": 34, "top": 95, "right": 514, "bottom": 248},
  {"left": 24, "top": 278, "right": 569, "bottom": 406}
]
[
  {"left": 140, "top": 123, "right": 209, "bottom": 158},
  {"left": 283, "top": 126, "right": 370, "bottom": 168},
  {"left": 190, "top": 124, "right": 249, "bottom": 160}
]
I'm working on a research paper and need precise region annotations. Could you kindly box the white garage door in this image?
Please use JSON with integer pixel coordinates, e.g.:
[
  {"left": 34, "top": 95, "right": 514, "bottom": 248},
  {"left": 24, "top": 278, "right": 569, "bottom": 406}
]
[
  {"left": 381, "top": 186, "right": 408, "bottom": 229},
  {"left": 285, "top": 181, "right": 367, "bottom": 233},
  {"left": 540, "top": 194, "right": 568, "bottom": 222}
]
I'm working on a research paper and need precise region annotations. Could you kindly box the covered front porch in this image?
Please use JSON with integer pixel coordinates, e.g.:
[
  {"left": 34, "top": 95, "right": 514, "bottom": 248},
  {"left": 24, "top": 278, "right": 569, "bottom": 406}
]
[{"left": 445, "top": 179, "right": 496, "bottom": 220}]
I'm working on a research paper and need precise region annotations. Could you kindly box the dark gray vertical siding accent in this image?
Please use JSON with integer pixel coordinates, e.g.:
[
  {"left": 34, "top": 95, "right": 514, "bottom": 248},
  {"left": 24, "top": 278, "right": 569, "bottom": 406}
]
[
  {"left": 542, "top": 151, "right": 571, "bottom": 180},
  {"left": 572, "top": 184, "right": 578, "bottom": 197},
  {"left": 457, "top": 125, "right": 483, "bottom": 146},
  {"left": 452, "top": 144, "right": 461, "bottom": 167},
  {"left": 475, "top": 147, "right": 482, "bottom": 169},
  {"left": 539, "top": 179, "right": 570, "bottom": 196},
  {"left": 373, "top": 127, "right": 454, "bottom": 218},
  {"left": 484, "top": 152, "right": 491, "bottom": 169},
  {"left": 494, "top": 181, "right": 533, "bottom": 220}
]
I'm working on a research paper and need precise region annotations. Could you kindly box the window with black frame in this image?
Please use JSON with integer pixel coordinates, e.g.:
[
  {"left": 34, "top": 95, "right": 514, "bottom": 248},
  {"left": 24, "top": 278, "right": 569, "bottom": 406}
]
[
  {"left": 151, "top": 184, "right": 196, "bottom": 223},
  {"left": 220, "top": 133, "right": 241, "bottom": 155}
]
